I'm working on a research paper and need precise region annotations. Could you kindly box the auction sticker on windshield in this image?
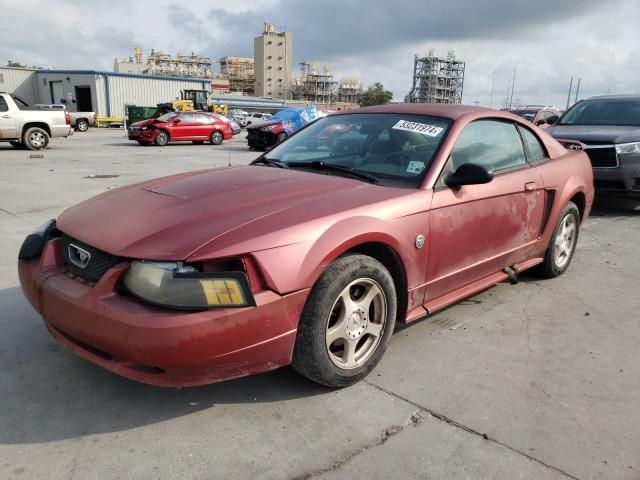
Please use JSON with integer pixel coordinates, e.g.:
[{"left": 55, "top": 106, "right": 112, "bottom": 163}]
[{"left": 392, "top": 120, "right": 443, "bottom": 137}]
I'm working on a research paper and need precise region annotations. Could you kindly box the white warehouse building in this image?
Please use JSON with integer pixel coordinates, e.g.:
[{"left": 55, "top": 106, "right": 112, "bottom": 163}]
[{"left": 0, "top": 66, "right": 211, "bottom": 117}]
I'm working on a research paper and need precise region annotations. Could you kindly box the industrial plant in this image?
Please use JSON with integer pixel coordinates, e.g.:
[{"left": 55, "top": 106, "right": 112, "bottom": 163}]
[
  {"left": 406, "top": 50, "right": 466, "bottom": 104},
  {"left": 1, "top": 21, "right": 372, "bottom": 117}
]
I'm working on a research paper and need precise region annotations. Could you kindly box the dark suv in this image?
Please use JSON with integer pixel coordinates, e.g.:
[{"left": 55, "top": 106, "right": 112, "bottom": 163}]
[{"left": 547, "top": 95, "right": 640, "bottom": 197}]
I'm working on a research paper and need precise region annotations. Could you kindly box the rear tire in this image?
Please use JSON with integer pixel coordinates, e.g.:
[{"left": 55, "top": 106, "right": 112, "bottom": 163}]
[
  {"left": 210, "top": 131, "right": 224, "bottom": 145},
  {"left": 23, "top": 127, "right": 49, "bottom": 150},
  {"left": 292, "top": 254, "right": 397, "bottom": 388},
  {"left": 154, "top": 131, "right": 169, "bottom": 146},
  {"left": 535, "top": 201, "right": 580, "bottom": 278},
  {"left": 76, "top": 119, "right": 89, "bottom": 132}
]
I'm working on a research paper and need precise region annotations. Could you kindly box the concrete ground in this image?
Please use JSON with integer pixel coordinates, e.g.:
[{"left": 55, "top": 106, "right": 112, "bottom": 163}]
[{"left": 0, "top": 130, "right": 639, "bottom": 480}]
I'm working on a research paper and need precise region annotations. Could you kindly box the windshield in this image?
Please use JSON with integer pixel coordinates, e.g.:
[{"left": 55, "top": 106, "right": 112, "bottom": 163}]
[
  {"left": 262, "top": 113, "right": 452, "bottom": 188},
  {"left": 559, "top": 99, "right": 640, "bottom": 126},
  {"left": 511, "top": 110, "right": 537, "bottom": 121},
  {"left": 157, "top": 112, "right": 179, "bottom": 122}
]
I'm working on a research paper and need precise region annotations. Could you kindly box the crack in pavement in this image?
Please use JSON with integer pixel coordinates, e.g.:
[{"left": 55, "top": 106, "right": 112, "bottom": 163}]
[
  {"left": 360, "top": 381, "right": 582, "bottom": 480},
  {"left": 291, "top": 410, "right": 426, "bottom": 480}
]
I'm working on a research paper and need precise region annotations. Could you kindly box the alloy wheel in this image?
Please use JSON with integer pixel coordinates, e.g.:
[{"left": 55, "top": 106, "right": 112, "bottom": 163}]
[
  {"left": 553, "top": 213, "right": 577, "bottom": 269},
  {"left": 325, "top": 278, "right": 387, "bottom": 369},
  {"left": 29, "top": 131, "right": 46, "bottom": 148}
]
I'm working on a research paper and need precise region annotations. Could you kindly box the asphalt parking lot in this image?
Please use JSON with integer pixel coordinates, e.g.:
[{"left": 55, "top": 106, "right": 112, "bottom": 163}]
[{"left": 1, "top": 129, "right": 639, "bottom": 480}]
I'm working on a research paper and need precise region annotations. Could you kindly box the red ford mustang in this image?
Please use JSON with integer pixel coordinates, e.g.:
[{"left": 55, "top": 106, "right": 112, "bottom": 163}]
[
  {"left": 18, "top": 104, "right": 594, "bottom": 388},
  {"left": 127, "top": 111, "right": 233, "bottom": 146}
]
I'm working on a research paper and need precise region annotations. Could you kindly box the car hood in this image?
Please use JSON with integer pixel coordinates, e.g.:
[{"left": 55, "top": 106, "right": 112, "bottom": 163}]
[
  {"left": 547, "top": 124, "right": 640, "bottom": 144},
  {"left": 56, "top": 166, "right": 413, "bottom": 261}
]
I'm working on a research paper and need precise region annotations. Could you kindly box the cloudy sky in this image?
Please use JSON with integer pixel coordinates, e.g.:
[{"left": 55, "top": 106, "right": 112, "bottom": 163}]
[{"left": 3, "top": 0, "right": 639, "bottom": 107}]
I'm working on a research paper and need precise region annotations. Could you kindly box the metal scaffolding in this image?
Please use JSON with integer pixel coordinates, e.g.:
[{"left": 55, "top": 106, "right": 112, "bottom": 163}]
[
  {"left": 406, "top": 50, "right": 465, "bottom": 104},
  {"left": 337, "top": 77, "right": 363, "bottom": 104},
  {"left": 291, "top": 63, "right": 338, "bottom": 104},
  {"left": 220, "top": 56, "right": 255, "bottom": 95}
]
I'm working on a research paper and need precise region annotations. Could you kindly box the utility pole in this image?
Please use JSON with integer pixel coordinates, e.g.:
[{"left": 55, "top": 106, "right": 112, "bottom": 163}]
[
  {"left": 489, "top": 72, "right": 495, "bottom": 109},
  {"left": 566, "top": 76, "right": 573, "bottom": 110},
  {"left": 574, "top": 78, "right": 581, "bottom": 104},
  {"left": 506, "top": 67, "right": 516, "bottom": 109}
]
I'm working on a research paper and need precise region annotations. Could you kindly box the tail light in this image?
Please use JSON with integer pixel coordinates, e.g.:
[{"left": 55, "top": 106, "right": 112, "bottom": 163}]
[
  {"left": 93, "top": 113, "right": 97, "bottom": 121},
  {"left": 64, "top": 111, "right": 71, "bottom": 125}
]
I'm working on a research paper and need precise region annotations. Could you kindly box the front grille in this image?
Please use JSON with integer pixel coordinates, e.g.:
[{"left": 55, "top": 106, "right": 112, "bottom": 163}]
[
  {"left": 584, "top": 147, "right": 618, "bottom": 168},
  {"left": 60, "top": 234, "right": 121, "bottom": 283}
]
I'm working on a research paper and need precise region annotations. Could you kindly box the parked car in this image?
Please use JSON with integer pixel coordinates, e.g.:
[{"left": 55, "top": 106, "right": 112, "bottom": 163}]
[
  {"left": 127, "top": 111, "right": 233, "bottom": 146},
  {"left": 547, "top": 94, "right": 640, "bottom": 197},
  {"left": 18, "top": 104, "right": 593, "bottom": 388},
  {"left": 35, "top": 104, "right": 96, "bottom": 132},
  {"left": 244, "top": 112, "right": 272, "bottom": 126},
  {"left": 0, "top": 93, "right": 72, "bottom": 150},
  {"left": 247, "top": 106, "right": 319, "bottom": 150},
  {"left": 508, "top": 106, "right": 562, "bottom": 128},
  {"left": 230, "top": 113, "right": 248, "bottom": 128},
  {"left": 213, "top": 114, "right": 241, "bottom": 135}
]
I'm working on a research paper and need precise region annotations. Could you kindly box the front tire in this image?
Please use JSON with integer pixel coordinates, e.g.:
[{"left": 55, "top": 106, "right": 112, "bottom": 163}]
[
  {"left": 275, "top": 132, "right": 287, "bottom": 144},
  {"left": 154, "top": 130, "right": 169, "bottom": 146},
  {"left": 23, "top": 127, "right": 49, "bottom": 150},
  {"left": 536, "top": 201, "right": 580, "bottom": 278},
  {"left": 76, "top": 119, "right": 89, "bottom": 132},
  {"left": 292, "top": 254, "right": 397, "bottom": 388}
]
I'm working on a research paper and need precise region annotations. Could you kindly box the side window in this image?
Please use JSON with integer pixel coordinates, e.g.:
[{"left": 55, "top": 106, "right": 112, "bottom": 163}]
[
  {"left": 180, "top": 113, "right": 195, "bottom": 123},
  {"left": 517, "top": 125, "right": 547, "bottom": 163},
  {"left": 195, "top": 114, "right": 211, "bottom": 124},
  {"left": 451, "top": 120, "right": 527, "bottom": 172},
  {"left": 0, "top": 97, "right": 8, "bottom": 112}
]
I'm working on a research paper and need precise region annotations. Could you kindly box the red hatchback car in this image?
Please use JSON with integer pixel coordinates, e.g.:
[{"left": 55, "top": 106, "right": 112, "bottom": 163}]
[
  {"left": 128, "top": 111, "right": 233, "bottom": 146},
  {"left": 19, "top": 104, "right": 594, "bottom": 388}
]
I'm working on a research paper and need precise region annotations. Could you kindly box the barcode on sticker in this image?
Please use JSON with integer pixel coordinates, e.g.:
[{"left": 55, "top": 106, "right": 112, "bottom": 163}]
[{"left": 392, "top": 120, "right": 443, "bottom": 137}]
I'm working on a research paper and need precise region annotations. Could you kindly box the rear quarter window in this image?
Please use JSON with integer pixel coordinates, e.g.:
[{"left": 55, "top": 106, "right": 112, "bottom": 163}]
[{"left": 517, "top": 125, "right": 547, "bottom": 162}]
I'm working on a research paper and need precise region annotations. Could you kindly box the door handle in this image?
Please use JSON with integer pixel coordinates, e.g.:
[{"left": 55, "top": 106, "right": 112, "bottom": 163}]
[
  {"left": 524, "top": 182, "right": 537, "bottom": 192},
  {"left": 1, "top": 115, "right": 10, "bottom": 119}
]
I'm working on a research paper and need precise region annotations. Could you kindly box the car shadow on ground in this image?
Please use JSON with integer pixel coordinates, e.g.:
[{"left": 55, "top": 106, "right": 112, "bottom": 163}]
[
  {"left": 0, "top": 286, "right": 330, "bottom": 445},
  {"left": 591, "top": 194, "right": 640, "bottom": 216}
]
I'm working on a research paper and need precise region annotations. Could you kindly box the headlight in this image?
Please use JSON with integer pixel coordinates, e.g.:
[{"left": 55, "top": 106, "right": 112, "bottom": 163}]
[
  {"left": 18, "top": 219, "right": 57, "bottom": 260},
  {"left": 122, "top": 261, "right": 254, "bottom": 310},
  {"left": 615, "top": 142, "right": 640, "bottom": 154},
  {"left": 260, "top": 125, "right": 276, "bottom": 132}
]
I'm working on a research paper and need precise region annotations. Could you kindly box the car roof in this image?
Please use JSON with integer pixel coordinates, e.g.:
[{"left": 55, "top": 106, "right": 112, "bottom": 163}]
[
  {"left": 584, "top": 94, "right": 640, "bottom": 101},
  {"left": 332, "top": 103, "right": 523, "bottom": 122}
]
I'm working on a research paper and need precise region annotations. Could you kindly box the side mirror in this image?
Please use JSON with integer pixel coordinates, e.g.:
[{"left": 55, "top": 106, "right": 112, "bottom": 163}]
[
  {"left": 545, "top": 115, "right": 559, "bottom": 126},
  {"left": 444, "top": 163, "right": 494, "bottom": 189},
  {"left": 535, "top": 118, "right": 547, "bottom": 126},
  {"left": 173, "top": 118, "right": 181, "bottom": 124}
]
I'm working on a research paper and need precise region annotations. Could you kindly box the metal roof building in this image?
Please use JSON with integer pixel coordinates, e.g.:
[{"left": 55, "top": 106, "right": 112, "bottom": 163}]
[{"left": 0, "top": 66, "right": 211, "bottom": 117}]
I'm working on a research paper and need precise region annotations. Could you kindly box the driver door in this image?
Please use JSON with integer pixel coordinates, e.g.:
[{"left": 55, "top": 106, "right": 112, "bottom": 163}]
[{"left": 425, "top": 119, "right": 545, "bottom": 308}]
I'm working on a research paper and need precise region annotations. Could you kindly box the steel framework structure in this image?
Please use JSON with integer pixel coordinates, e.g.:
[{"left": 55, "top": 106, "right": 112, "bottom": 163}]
[{"left": 406, "top": 51, "right": 465, "bottom": 104}]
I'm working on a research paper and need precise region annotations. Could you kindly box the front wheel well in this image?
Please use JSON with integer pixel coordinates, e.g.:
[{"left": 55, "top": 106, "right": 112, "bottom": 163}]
[
  {"left": 345, "top": 242, "right": 408, "bottom": 323},
  {"left": 569, "top": 191, "right": 586, "bottom": 221}
]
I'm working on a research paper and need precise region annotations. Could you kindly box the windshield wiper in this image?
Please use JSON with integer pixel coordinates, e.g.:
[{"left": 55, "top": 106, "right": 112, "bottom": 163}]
[
  {"left": 251, "top": 157, "right": 289, "bottom": 168},
  {"left": 287, "top": 160, "right": 378, "bottom": 184}
]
